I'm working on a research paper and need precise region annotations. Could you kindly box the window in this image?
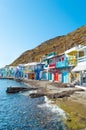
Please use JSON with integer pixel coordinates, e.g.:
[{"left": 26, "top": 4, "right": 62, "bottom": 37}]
[
  {"left": 59, "top": 58, "right": 61, "bottom": 61},
  {"left": 62, "top": 57, "right": 64, "bottom": 61},
  {"left": 79, "top": 51, "right": 84, "bottom": 57}
]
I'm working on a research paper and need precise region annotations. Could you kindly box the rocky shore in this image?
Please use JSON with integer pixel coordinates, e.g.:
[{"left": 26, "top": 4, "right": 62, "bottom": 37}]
[
  {"left": 6, "top": 79, "right": 86, "bottom": 130},
  {"left": 21, "top": 79, "right": 86, "bottom": 130}
]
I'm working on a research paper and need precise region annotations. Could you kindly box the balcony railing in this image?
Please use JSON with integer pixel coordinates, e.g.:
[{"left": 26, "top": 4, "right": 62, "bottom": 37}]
[
  {"left": 49, "top": 63, "right": 56, "bottom": 68},
  {"left": 78, "top": 55, "right": 86, "bottom": 63},
  {"left": 56, "top": 60, "right": 68, "bottom": 68},
  {"left": 68, "top": 59, "right": 77, "bottom": 66}
]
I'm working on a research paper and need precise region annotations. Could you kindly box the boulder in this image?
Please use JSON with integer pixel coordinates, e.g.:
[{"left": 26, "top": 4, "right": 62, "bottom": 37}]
[{"left": 29, "top": 93, "right": 45, "bottom": 98}]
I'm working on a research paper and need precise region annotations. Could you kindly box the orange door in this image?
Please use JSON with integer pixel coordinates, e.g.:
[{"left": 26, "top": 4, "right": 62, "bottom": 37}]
[{"left": 54, "top": 73, "right": 58, "bottom": 81}]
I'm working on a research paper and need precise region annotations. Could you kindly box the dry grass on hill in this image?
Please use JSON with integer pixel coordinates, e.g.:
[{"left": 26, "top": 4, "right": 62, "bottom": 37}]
[{"left": 10, "top": 25, "right": 86, "bottom": 66}]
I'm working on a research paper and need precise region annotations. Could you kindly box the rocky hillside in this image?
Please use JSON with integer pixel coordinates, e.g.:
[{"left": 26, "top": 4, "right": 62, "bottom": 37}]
[{"left": 11, "top": 25, "right": 86, "bottom": 66}]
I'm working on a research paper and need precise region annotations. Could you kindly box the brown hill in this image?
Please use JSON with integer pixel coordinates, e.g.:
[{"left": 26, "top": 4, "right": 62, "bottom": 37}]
[{"left": 11, "top": 25, "right": 86, "bottom": 66}]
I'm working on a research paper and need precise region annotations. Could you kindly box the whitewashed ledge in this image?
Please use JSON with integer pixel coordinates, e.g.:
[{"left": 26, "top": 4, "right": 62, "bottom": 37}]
[{"left": 75, "top": 85, "right": 86, "bottom": 90}]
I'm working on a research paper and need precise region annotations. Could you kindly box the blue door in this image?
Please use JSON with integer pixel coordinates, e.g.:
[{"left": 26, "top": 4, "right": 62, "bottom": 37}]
[
  {"left": 42, "top": 72, "right": 47, "bottom": 80},
  {"left": 48, "top": 72, "right": 52, "bottom": 80},
  {"left": 62, "top": 72, "right": 69, "bottom": 83}
]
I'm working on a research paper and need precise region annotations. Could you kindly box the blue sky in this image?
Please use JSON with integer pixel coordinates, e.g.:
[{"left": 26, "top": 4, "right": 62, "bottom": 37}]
[{"left": 0, "top": 0, "right": 86, "bottom": 67}]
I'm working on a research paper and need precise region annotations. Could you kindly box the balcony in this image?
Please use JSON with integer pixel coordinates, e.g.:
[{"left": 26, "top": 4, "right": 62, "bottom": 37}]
[
  {"left": 56, "top": 60, "right": 68, "bottom": 68},
  {"left": 68, "top": 58, "right": 77, "bottom": 66},
  {"left": 49, "top": 63, "right": 56, "bottom": 68}
]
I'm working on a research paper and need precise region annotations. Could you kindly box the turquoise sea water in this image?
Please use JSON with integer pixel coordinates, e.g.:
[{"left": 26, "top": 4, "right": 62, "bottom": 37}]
[{"left": 0, "top": 79, "right": 68, "bottom": 130}]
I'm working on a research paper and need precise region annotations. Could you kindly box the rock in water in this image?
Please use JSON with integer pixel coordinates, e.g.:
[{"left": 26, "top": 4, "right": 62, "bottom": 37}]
[
  {"left": 6, "top": 87, "right": 28, "bottom": 93},
  {"left": 29, "top": 93, "right": 45, "bottom": 98}
]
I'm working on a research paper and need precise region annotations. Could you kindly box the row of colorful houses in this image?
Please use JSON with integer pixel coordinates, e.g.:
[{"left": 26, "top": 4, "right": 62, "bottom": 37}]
[
  {"left": 42, "top": 45, "right": 86, "bottom": 86},
  {"left": 0, "top": 62, "right": 44, "bottom": 80},
  {"left": 0, "top": 45, "right": 86, "bottom": 86}
]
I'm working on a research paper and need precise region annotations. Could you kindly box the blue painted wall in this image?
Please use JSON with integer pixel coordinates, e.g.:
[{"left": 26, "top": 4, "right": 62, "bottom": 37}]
[
  {"left": 56, "top": 59, "right": 68, "bottom": 68},
  {"left": 35, "top": 64, "right": 44, "bottom": 80},
  {"left": 62, "top": 72, "right": 69, "bottom": 83}
]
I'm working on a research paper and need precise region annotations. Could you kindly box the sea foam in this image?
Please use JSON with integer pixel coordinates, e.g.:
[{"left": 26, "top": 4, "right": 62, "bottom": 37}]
[{"left": 38, "top": 96, "right": 66, "bottom": 119}]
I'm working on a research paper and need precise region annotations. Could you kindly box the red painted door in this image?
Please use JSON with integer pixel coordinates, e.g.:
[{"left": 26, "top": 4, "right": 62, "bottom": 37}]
[{"left": 54, "top": 73, "right": 58, "bottom": 81}]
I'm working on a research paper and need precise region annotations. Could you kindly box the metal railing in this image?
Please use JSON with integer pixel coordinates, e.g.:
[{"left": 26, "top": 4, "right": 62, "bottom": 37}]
[{"left": 68, "top": 59, "right": 77, "bottom": 66}]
